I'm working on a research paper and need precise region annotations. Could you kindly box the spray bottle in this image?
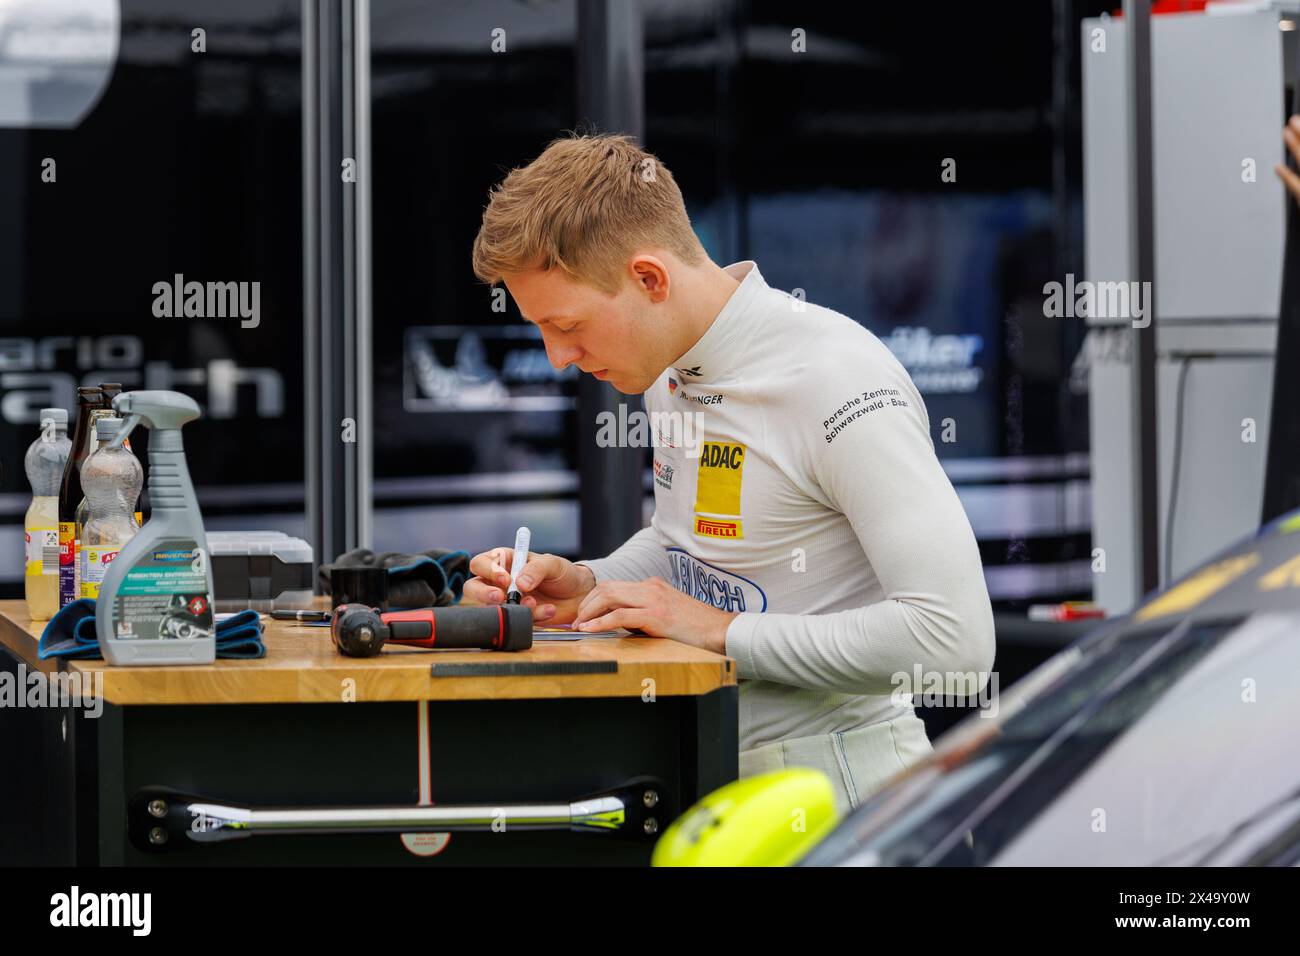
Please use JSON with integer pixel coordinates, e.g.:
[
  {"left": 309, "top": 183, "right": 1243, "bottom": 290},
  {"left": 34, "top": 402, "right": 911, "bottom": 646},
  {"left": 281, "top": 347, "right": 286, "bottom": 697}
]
[{"left": 95, "top": 390, "right": 215, "bottom": 665}]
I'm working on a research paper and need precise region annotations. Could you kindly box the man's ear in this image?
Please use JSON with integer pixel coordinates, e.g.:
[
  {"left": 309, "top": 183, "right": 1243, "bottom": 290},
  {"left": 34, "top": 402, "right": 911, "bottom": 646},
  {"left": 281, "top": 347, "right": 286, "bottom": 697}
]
[{"left": 629, "top": 254, "right": 671, "bottom": 303}]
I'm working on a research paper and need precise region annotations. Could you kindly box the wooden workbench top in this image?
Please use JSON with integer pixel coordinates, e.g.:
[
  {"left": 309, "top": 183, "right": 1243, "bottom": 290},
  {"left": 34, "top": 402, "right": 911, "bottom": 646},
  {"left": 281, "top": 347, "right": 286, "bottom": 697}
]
[{"left": 0, "top": 600, "right": 735, "bottom": 706}]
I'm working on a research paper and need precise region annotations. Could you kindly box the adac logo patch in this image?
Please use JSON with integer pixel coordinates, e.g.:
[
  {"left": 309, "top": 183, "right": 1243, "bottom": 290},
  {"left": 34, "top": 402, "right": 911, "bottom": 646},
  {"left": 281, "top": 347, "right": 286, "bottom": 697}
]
[{"left": 694, "top": 441, "right": 745, "bottom": 538}]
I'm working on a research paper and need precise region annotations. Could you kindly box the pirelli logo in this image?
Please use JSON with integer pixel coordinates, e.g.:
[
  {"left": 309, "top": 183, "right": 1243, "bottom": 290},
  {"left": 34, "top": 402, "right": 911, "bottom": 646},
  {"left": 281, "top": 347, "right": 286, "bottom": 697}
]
[
  {"left": 695, "top": 517, "right": 743, "bottom": 539},
  {"left": 694, "top": 441, "right": 745, "bottom": 539}
]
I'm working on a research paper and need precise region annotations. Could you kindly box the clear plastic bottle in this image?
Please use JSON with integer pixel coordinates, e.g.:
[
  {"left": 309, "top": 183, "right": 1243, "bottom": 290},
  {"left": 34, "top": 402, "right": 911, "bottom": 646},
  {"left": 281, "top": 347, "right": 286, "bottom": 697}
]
[
  {"left": 99, "top": 382, "right": 145, "bottom": 524},
  {"left": 75, "top": 402, "right": 115, "bottom": 597},
  {"left": 79, "top": 417, "right": 143, "bottom": 601},
  {"left": 25, "top": 408, "right": 72, "bottom": 621},
  {"left": 75, "top": 425, "right": 115, "bottom": 559}
]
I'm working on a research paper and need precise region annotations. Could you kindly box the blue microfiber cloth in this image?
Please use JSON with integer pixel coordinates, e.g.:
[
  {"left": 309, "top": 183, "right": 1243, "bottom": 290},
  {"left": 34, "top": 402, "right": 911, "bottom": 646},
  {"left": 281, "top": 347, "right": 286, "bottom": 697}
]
[{"left": 39, "top": 601, "right": 265, "bottom": 661}]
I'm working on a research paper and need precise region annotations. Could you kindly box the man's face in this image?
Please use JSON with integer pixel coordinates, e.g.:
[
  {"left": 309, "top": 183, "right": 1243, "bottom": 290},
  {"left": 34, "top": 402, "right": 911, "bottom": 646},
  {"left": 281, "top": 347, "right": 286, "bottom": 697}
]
[{"left": 503, "top": 263, "right": 668, "bottom": 395}]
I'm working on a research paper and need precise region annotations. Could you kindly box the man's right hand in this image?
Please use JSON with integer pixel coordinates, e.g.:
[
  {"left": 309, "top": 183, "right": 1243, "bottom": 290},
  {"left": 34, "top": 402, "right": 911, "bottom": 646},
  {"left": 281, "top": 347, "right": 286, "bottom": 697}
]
[{"left": 464, "top": 548, "right": 597, "bottom": 624}]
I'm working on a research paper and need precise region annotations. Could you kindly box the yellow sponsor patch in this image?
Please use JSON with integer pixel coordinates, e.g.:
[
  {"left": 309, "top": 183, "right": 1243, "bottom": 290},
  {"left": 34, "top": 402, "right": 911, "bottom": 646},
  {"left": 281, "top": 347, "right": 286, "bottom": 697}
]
[
  {"left": 694, "top": 442, "right": 745, "bottom": 515},
  {"left": 694, "top": 517, "right": 743, "bottom": 539}
]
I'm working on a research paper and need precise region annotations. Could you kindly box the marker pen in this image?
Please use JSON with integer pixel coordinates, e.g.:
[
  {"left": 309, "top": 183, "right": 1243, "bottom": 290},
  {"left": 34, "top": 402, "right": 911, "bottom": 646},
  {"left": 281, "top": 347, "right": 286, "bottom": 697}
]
[{"left": 505, "top": 526, "right": 531, "bottom": 605}]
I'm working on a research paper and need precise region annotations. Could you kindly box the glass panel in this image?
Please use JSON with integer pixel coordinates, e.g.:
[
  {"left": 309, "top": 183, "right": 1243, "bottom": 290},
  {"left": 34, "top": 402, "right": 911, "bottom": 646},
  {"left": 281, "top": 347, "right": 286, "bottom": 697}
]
[
  {"left": 644, "top": 1, "right": 1103, "bottom": 613},
  {"left": 368, "top": 0, "right": 578, "bottom": 558},
  {"left": 0, "top": 0, "right": 305, "bottom": 596}
]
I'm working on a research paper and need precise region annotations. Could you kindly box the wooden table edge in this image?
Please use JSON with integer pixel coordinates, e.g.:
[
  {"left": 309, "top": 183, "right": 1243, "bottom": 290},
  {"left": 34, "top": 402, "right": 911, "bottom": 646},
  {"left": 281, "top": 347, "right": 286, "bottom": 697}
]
[{"left": 0, "top": 600, "right": 737, "bottom": 705}]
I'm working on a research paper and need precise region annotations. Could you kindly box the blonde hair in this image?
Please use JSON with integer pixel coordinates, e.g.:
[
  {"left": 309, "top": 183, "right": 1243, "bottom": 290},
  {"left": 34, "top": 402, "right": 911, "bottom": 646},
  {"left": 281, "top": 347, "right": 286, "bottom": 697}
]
[{"left": 472, "top": 133, "right": 706, "bottom": 294}]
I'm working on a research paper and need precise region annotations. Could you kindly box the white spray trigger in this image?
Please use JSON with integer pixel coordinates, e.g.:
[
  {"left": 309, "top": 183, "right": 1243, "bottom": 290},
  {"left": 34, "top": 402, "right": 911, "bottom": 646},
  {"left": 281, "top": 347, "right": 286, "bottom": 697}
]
[{"left": 109, "top": 414, "right": 142, "bottom": 450}]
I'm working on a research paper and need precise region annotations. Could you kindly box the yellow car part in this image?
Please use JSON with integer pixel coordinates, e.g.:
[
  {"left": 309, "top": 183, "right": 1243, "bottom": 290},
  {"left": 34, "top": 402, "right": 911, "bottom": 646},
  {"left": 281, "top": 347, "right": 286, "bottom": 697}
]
[{"left": 652, "top": 769, "right": 840, "bottom": 867}]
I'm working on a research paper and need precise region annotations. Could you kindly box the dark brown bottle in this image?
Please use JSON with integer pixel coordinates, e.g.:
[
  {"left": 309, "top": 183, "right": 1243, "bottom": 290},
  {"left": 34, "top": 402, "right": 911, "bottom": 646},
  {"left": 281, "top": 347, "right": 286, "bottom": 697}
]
[
  {"left": 58, "top": 387, "right": 108, "bottom": 608},
  {"left": 98, "top": 383, "right": 123, "bottom": 408}
]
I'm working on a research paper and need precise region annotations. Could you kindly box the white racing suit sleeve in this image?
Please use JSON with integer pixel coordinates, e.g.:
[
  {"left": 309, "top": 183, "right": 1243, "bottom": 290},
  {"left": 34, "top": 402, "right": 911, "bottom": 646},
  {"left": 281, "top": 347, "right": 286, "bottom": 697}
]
[
  {"left": 724, "top": 386, "right": 996, "bottom": 698},
  {"left": 576, "top": 523, "right": 672, "bottom": 585}
]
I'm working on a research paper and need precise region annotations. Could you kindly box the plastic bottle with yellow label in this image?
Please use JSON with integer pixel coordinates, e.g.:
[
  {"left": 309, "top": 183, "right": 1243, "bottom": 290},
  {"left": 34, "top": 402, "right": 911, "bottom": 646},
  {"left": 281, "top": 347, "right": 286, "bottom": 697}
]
[{"left": 24, "top": 408, "right": 71, "bottom": 621}]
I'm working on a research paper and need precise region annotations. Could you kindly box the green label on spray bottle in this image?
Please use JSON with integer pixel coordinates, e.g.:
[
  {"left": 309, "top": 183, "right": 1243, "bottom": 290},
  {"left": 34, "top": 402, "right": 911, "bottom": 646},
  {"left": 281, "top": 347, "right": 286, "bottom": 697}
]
[{"left": 110, "top": 538, "right": 214, "bottom": 641}]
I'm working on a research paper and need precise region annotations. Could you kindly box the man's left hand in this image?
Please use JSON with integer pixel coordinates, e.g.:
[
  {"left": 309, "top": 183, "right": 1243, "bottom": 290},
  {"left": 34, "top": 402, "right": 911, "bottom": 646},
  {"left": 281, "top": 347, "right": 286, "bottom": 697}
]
[{"left": 571, "top": 577, "right": 737, "bottom": 654}]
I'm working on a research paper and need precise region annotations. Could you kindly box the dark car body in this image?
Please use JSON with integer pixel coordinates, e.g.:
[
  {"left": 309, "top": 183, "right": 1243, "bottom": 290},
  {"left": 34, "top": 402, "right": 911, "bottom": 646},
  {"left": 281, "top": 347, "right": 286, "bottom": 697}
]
[{"left": 800, "top": 512, "right": 1300, "bottom": 866}]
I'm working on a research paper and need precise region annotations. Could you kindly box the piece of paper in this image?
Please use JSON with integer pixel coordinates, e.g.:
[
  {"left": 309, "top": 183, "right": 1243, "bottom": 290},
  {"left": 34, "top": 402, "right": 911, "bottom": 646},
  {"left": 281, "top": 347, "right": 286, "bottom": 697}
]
[{"left": 533, "top": 624, "right": 621, "bottom": 640}]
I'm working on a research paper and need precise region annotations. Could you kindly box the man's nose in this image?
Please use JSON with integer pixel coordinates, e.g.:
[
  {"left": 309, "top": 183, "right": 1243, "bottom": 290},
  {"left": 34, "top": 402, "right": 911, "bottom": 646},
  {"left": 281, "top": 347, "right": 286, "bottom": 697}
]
[{"left": 544, "top": 338, "right": 583, "bottom": 370}]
